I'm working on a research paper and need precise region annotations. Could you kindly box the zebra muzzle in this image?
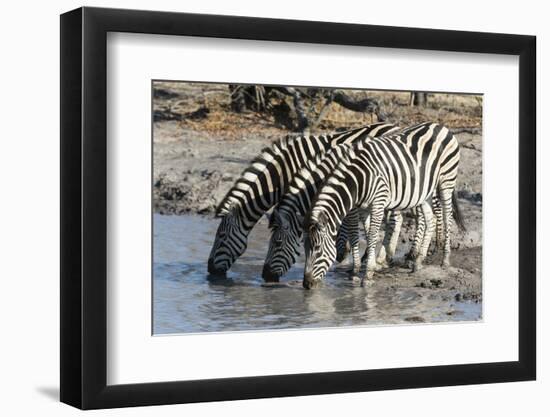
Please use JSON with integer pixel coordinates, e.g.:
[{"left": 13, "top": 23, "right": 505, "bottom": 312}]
[
  {"left": 303, "top": 273, "right": 321, "bottom": 289},
  {"left": 262, "top": 265, "right": 280, "bottom": 282},
  {"left": 207, "top": 258, "right": 227, "bottom": 275}
]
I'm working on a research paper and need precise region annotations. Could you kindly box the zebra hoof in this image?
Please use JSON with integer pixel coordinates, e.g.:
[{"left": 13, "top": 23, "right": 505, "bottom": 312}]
[
  {"left": 372, "top": 262, "right": 385, "bottom": 272},
  {"left": 336, "top": 253, "right": 349, "bottom": 264},
  {"left": 404, "top": 251, "right": 417, "bottom": 262},
  {"left": 441, "top": 259, "right": 451, "bottom": 269},
  {"left": 360, "top": 271, "right": 375, "bottom": 287},
  {"left": 377, "top": 259, "right": 394, "bottom": 270},
  {"left": 360, "top": 278, "right": 375, "bottom": 288},
  {"left": 303, "top": 279, "right": 322, "bottom": 290},
  {"left": 349, "top": 275, "right": 361, "bottom": 282},
  {"left": 411, "top": 262, "right": 424, "bottom": 273}
]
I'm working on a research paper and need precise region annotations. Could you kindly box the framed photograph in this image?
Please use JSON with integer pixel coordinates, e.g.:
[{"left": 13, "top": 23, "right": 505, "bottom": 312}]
[{"left": 60, "top": 6, "right": 536, "bottom": 410}]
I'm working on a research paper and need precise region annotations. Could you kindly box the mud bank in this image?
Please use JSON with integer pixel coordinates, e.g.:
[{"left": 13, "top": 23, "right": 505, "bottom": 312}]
[
  {"left": 357, "top": 246, "right": 482, "bottom": 309},
  {"left": 265, "top": 243, "right": 483, "bottom": 312}
]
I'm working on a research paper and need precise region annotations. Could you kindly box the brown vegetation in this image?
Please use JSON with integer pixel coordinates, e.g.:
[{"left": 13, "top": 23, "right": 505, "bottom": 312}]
[{"left": 152, "top": 82, "right": 482, "bottom": 141}]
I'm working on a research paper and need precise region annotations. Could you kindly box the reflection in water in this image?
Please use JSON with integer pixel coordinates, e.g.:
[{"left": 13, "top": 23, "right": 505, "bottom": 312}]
[{"left": 153, "top": 214, "right": 481, "bottom": 334}]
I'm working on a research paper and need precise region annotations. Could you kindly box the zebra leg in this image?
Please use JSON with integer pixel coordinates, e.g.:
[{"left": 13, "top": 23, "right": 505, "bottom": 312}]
[
  {"left": 361, "top": 205, "right": 384, "bottom": 287},
  {"left": 377, "top": 210, "right": 403, "bottom": 268},
  {"left": 360, "top": 211, "right": 371, "bottom": 264},
  {"left": 406, "top": 207, "right": 424, "bottom": 263},
  {"left": 335, "top": 225, "right": 351, "bottom": 264},
  {"left": 375, "top": 211, "right": 389, "bottom": 267},
  {"left": 344, "top": 210, "right": 361, "bottom": 276},
  {"left": 439, "top": 188, "right": 454, "bottom": 268},
  {"left": 413, "top": 201, "right": 434, "bottom": 272},
  {"left": 384, "top": 210, "right": 403, "bottom": 266},
  {"left": 432, "top": 195, "right": 444, "bottom": 252}
]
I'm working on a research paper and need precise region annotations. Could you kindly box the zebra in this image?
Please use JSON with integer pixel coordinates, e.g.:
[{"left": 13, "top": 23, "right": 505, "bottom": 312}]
[
  {"left": 207, "top": 122, "right": 401, "bottom": 275},
  {"left": 303, "top": 122, "right": 464, "bottom": 289},
  {"left": 263, "top": 124, "right": 453, "bottom": 282},
  {"left": 262, "top": 145, "right": 406, "bottom": 281}
]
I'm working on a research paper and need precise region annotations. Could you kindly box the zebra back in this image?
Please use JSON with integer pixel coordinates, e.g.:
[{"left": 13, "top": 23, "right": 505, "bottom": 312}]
[
  {"left": 311, "top": 122, "right": 459, "bottom": 232},
  {"left": 216, "top": 122, "right": 399, "bottom": 228}
]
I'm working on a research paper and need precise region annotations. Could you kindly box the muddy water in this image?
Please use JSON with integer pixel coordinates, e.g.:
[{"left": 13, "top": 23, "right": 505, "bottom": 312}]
[{"left": 153, "top": 214, "right": 481, "bottom": 334}]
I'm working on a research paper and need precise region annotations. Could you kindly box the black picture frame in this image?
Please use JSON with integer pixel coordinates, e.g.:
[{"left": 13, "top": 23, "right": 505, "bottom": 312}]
[{"left": 60, "top": 6, "right": 536, "bottom": 410}]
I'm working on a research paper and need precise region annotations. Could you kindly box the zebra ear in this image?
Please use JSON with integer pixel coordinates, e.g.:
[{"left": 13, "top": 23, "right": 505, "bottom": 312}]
[
  {"left": 317, "top": 211, "right": 329, "bottom": 229},
  {"left": 216, "top": 205, "right": 229, "bottom": 218},
  {"left": 216, "top": 197, "right": 235, "bottom": 217}
]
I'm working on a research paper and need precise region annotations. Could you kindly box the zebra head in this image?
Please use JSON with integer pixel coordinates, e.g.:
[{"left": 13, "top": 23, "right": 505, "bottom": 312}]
[
  {"left": 303, "top": 211, "right": 337, "bottom": 289},
  {"left": 262, "top": 209, "right": 302, "bottom": 282},
  {"left": 207, "top": 203, "right": 248, "bottom": 275}
]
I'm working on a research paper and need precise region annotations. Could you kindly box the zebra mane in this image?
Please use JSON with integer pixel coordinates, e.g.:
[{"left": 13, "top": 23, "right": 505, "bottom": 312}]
[{"left": 216, "top": 133, "right": 306, "bottom": 216}]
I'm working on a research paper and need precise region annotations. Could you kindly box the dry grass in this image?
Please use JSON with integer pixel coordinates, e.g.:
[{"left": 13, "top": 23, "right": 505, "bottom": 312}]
[{"left": 153, "top": 81, "right": 482, "bottom": 140}]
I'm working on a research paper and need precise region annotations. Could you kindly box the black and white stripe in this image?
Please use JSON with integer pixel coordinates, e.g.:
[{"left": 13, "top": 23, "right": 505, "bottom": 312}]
[
  {"left": 263, "top": 146, "right": 410, "bottom": 281},
  {"left": 207, "top": 122, "right": 400, "bottom": 275},
  {"left": 262, "top": 144, "right": 364, "bottom": 281},
  {"left": 303, "top": 122, "right": 462, "bottom": 288},
  {"left": 338, "top": 207, "right": 405, "bottom": 269}
]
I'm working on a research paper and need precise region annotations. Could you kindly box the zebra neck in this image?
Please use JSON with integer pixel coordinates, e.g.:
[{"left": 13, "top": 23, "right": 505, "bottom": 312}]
[
  {"left": 278, "top": 181, "right": 320, "bottom": 221},
  {"left": 349, "top": 149, "right": 391, "bottom": 209},
  {"left": 279, "top": 146, "right": 349, "bottom": 223},
  {"left": 315, "top": 167, "right": 369, "bottom": 234},
  {"left": 220, "top": 135, "right": 333, "bottom": 228},
  {"left": 235, "top": 201, "right": 274, "bottom": 232}
]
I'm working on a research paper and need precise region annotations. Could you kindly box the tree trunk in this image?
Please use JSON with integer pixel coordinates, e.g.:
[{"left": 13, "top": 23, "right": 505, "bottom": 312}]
[
  {"left": 229, "top": 85, "right": 246, "bottom": 113},
  {"left": 410, "top": 92, "right": 428, "bottom": 106},
  {"left": 292, "top": 89, "right": 309, "bottom": 132}
]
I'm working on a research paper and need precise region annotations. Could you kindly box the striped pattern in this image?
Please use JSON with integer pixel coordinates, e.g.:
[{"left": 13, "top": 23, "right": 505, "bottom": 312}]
[
  {"left": 263, "top": 145, "right": 411, "bottom": 281},
  {"left": 340, "top": 208, "right": 406, "bottom": 268},
  {"left": 303, "top": 122, "right": 461, "bottom": 288},
  {"left": 208, "top": 122, "right": 400, "bottom": 275},
  {"left": 262, "top": 144, "right": 363, "bottom": 281}
]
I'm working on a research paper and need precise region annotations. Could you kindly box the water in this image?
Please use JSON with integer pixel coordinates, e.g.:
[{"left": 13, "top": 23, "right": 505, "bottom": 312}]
[{"left": 153, "top": 214, "right": 481, "bottom": 334}]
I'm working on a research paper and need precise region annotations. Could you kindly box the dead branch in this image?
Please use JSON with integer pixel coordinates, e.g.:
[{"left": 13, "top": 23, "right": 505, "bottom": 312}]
[{"left": 332, "top": 91, "right": 379, "bottom": 113}]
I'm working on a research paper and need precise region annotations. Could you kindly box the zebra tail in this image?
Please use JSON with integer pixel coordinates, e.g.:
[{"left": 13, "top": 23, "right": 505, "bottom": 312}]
[{"left": 452, "top": 190, "right": 467, "bottom": 232}]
